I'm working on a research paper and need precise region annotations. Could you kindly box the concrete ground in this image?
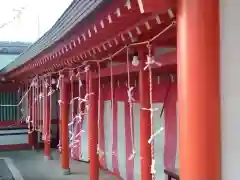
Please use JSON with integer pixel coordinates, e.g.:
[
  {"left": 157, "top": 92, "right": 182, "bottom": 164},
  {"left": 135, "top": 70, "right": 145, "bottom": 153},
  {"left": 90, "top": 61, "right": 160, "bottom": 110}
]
[{"left": 0, "top": 150, "right": 120, "bottom": 180}]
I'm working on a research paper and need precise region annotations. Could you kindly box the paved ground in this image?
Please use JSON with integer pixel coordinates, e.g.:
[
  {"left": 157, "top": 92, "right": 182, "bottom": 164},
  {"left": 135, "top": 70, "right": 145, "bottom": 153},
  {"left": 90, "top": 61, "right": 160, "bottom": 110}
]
[
  {"left": 0, "top": 159, "right": 15, "bottom": 180},
  {"left": 0, "top": 150, "right": 120, "bottom": 180}
]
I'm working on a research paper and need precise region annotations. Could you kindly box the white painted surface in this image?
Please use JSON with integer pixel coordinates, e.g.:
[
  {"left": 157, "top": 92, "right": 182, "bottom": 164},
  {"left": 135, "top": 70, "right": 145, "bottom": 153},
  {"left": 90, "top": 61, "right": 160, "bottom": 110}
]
[
  {"left": 117, "top": 102, "right": 127, "bottom": 180},
  {"left": 220, "top": 1, "right": 240, "bottom": 179},
  {"left": 0, "top": 135, "right": 28, "bottom": 145},
  {"left": 81, "top": 113, "right": 89, "bottom": 162},
  {"left": 0, "top": 128, "right": 28, "bottom": 145},
  {"left": 103, "top": 101, "right": 113, "bottom": 172},
  {"left": 152, "top": 103, "right": 164, "bottom": 180},
  {"left": 0, "top": 129, "right": 27, "bottom": 134},
  {"left": 22, "top": 92, "right": 28, "bottom": 120},
  {"left": 133, "top": 103, "right": 141, "bottom": 180},
  {"left": 68, "top": 86, "right": 177, "bottom": 179},
  {"left": 69, "top": 104, "right": 73, "bottom": 148},
  {"left": 132, "top": 103, "right": 165, "bottom": 180}
]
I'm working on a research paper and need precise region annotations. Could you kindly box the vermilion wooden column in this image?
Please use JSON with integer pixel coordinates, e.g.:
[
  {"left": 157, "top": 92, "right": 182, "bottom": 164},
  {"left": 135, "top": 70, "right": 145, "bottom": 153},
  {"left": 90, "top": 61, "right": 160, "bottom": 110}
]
[
  {"left": 32, "top": 85, "right": 38, "bottom": 149},
  {"left": 44, "top": 78, "right": 51, "bottom": 160},
  {"left": 60, "top": 75, "right": 70, "bottom": 175},
  {"left": 87, "top": 71, "right": 99, "bottom": 180},
  {"left": 139, "top": 51, "right": 152, "bottom": 180},
  {"left": 177, "top": 1, "right": 221, "bottom": 180},
  {"left": 28, "top": 86, "right": 34, "bottom": 149}
]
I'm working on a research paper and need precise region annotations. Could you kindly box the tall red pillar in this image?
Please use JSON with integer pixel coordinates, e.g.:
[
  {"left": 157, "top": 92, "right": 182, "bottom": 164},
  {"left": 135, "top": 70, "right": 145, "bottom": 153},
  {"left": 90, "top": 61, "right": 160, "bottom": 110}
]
[
  {"left": 32, "top": 85, "right": 38, "bottom": 149},
  {"left": 139, "top": 51, "right": 152, "bottom": 180},
  {"left": 177, "top": 1, "right": 221, "bottom": 180},
  {"left": 44, "top": 78, "right": 51, "bottom": 160},
  {"left": 28, "top": 86, "right": 34, "bottom": 149},
  {"left": 87, "top": 71, "right": 99, "bottom": 180},
  {"left": 60, "top": 75, "right": 70, "bottom": 175}
]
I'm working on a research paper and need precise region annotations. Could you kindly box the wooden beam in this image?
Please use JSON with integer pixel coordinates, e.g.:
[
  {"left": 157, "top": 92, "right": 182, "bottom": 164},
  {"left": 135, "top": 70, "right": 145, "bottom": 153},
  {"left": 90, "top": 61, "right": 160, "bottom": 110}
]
[
  {"left": 137, "top": 0, "right": 176, "bottom": 13},
  {"left": 88, "top": 51, "right": 176, "bottom": 80},
  {"left": 11, "top": 50, "right": 176, "bottom": 84},
  {"left": 20, "top": 20, "right": 175, "bottom": 79}
]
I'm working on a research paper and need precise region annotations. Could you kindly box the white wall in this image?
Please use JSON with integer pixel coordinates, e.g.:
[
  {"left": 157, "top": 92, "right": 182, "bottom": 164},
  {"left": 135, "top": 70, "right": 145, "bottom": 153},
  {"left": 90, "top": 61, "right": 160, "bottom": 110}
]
[
  {"left": 220, "top": 0, "right": 240, "bottom": 179},
  {"left": 0, "top": 129, "right": 28, "bottom": 145}
]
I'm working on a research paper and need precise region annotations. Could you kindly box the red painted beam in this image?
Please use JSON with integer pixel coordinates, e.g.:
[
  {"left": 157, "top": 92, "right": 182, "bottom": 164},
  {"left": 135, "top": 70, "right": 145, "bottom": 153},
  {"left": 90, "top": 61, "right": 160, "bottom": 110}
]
[
  {"left": 31, "top": 19, "right": 175, "bottom": 78},
  {"left": 33, "top": 13, "right": 151, "bottom": 76},
  {"left": 58, "top": 0, "right": 145, "bottom": 60},
  {"left": 137, "top": 0, "right": 176, "bottom": 13},
  {"left": 91, "top": 51, "right": 176, "bottom": 79}
]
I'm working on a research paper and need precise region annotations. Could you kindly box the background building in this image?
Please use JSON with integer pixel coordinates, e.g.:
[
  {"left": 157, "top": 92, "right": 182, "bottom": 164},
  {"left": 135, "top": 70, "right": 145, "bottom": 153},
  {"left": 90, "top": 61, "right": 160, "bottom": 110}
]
[{"left": 0, "top": 41, "right": 31, "bottom": 70}]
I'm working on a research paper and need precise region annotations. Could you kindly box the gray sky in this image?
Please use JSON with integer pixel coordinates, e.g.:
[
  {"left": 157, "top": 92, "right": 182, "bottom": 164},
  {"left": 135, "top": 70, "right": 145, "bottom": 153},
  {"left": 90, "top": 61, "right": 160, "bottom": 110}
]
[{"left": 0, "top": 0, "right": 73, "bottom": 42}]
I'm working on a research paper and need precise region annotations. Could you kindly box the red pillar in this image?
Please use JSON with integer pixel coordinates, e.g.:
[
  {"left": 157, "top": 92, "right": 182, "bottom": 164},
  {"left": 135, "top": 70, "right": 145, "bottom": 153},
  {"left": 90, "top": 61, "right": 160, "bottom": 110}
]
[
  {"left": 32, "top": 85, "right": 38, "bottom": 149},
  {"left": 44, "top": 78, "right": 51, "bottom": 160},
  {"left": 60, "top": 75, "right": 70, "bottom": 175},
  {"left": 139, "top": 51, "right": 152, "bottom": 180},
  {"left": 28, "top": 86, "right": 34, "bottom": 149},
  {"left": 87, "top": 71, "right": 99, "bottom": 180},
  {"left": 177, "top": 0, "right": 221, "bottom": 180}
]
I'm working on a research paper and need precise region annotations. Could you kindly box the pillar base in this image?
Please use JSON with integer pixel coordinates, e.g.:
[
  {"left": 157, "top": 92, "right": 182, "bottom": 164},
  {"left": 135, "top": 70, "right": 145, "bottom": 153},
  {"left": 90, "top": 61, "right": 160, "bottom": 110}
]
[{"left": 62, "top": 168, "right": 70, "bottom": 175}]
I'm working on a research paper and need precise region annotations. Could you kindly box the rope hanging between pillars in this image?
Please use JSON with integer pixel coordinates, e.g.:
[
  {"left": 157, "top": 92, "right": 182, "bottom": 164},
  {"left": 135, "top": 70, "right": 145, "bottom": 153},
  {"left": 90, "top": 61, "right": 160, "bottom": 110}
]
[
  {"left": 0, "top": 21, "right": 176, "bottom": 169},
  {"left": 69, "top": 70, "right": 80, "bottom": 157},
  {"left": 97, "top": 62, "right": 104, "bottom": 157},
  {"left": 126, "top": 46, "right": 136, "bottom": 161},
  {"left": 142, "top": 43, "right": 157, "bottom": 179},
  {"left": 33, "top": 82, "right": 36, "bottom": 132},
  {"left": 148, "top": 43, "right": 156, "bottom": 179},
  {"left": 57, "top": 72, "right": 64, "bottom": 152},
  {"left": 0, "top": 21, "right": 175, "bottom": 109},
  {"left": 110, "top": 58, "right": 115, "bottom": 158},
  {"left": 39, "top": 79, "right": 42, "bottom": 133},
  {"left": 35, "top": 79, "right": 39, "bottom": 132},
  {"left": 69, "top": 70, "right": 74, "bottom": 154},
  {"left": 77, "top": 68, "right": 84, "bottom": 159},
  {"left": 147, "top": 75, "right": 173, "bottom": 148},
  {"left": 60, "top": 65, "right": 92, "bottom": 160},
  {"left": 42, "top": 77, "right": 46, "bottom": 141},
  {"left": 42, "top": 77, "right": 49, "bottom": 141},
  {"left": 48, "top": 75, "right": 52, "bottom": 143}
]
